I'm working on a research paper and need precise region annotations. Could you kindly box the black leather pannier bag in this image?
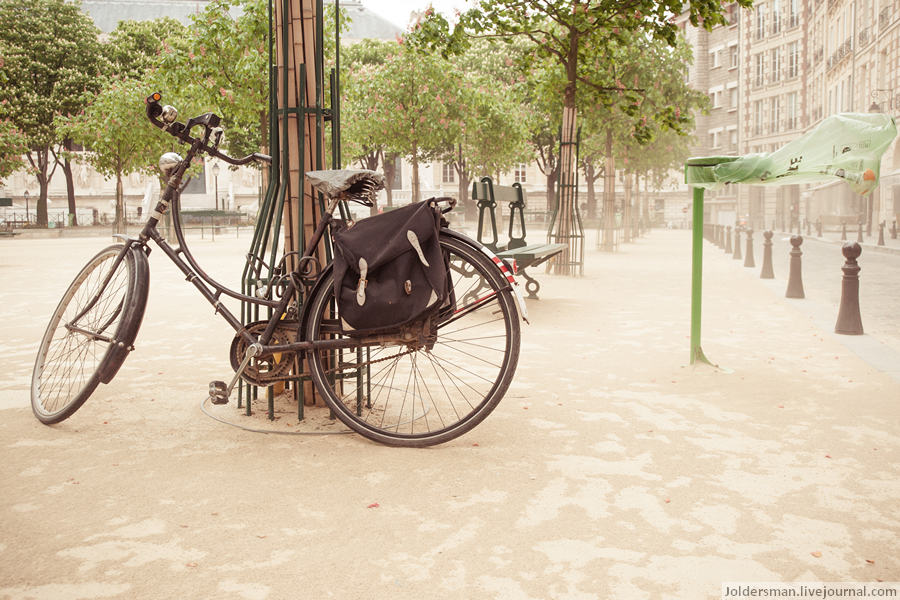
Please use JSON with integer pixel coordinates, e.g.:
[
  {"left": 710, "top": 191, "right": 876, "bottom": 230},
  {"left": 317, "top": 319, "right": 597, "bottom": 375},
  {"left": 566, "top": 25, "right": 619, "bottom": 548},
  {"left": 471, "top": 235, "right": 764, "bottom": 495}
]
[{"left": 330, "top": 201, "right": 448, "bottom": 335}]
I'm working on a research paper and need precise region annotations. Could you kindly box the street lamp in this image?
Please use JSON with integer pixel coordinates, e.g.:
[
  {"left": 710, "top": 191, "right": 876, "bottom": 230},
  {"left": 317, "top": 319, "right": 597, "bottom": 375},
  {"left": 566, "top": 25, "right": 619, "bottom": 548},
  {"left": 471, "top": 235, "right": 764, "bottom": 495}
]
[
  {"left": 23, "top": 190, "right": 29, "bottom": 224},
  {"left": 211, "top": 162, "right": 220, "bottom": 211}
]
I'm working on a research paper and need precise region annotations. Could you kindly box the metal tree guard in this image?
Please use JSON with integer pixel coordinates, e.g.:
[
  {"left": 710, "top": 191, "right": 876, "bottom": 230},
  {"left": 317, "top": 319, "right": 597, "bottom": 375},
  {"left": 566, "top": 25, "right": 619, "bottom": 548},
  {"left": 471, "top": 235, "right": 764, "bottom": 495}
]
[{"left": 237, "top": 0, "right": 346, "bottom": 420}]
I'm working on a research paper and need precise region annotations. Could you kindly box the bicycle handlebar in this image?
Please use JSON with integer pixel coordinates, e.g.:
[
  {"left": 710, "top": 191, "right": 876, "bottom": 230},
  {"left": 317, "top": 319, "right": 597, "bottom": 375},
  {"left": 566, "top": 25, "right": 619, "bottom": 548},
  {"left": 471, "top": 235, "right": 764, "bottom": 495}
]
[{"left": 145, "top": 92, "right": 271, "bottom": 166}]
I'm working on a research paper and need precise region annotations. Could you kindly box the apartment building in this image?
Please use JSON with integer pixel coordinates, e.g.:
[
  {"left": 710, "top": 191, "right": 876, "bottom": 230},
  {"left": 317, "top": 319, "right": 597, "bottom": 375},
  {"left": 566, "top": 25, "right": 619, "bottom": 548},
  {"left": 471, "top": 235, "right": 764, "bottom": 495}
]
[{"left": 683, "top": 0, "right": 900, "bottom": 230}]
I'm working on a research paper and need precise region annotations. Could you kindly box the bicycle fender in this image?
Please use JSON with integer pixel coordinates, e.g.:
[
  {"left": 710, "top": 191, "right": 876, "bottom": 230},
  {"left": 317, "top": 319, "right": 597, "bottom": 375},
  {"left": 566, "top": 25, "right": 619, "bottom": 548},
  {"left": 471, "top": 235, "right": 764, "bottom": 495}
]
[
  {"left": 99, "top": 246, "right": 150, "bottom": 384},
  {"left": 439, "top": 229, "right": 529, "bottom": 324},
  {"left": 298, "top": 262, "right": 335, "bottom": 342}
]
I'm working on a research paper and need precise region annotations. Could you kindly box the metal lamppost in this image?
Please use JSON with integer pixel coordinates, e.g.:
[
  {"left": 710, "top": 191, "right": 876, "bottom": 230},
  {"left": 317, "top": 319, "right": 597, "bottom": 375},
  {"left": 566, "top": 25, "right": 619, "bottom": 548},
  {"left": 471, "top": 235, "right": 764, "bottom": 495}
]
[
  {"left": 211, "top": 161, "right": 220, "bottom": 211},
  {"left": 23, "top": 190, "right": 29, "bottom": 224}
]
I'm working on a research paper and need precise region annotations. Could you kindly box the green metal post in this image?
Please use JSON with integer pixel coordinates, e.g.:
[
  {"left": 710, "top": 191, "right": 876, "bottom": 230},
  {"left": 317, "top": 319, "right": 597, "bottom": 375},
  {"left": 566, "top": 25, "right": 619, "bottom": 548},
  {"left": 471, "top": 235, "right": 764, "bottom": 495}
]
[{"left": 689, "top": 185, "right": 709, "bottom": 365}]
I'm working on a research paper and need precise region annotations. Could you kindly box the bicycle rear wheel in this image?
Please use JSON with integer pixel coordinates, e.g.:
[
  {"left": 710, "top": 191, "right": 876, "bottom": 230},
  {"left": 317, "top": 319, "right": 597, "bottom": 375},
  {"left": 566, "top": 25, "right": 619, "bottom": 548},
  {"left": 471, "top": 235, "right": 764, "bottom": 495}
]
[
  {"left": 305, "top": 233, "right": 521, "bottom": 447},
  {"left": 31, "top": 244, "right": 148, "bottom": 424}
]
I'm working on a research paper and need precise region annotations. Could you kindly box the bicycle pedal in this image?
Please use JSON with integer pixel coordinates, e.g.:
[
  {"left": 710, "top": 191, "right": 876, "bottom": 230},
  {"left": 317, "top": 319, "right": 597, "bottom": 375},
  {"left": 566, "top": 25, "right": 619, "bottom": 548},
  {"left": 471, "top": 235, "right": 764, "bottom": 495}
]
[{"left": 208, "top": 380, "right": 229, "bottom": 405}]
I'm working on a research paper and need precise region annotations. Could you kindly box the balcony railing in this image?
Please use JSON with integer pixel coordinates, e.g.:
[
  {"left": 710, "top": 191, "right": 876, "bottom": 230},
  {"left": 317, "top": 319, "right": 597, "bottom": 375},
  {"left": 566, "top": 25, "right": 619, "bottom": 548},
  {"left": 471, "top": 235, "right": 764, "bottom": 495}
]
[{"left": 858, "top": 27, "right": 870, "bottom": 47}]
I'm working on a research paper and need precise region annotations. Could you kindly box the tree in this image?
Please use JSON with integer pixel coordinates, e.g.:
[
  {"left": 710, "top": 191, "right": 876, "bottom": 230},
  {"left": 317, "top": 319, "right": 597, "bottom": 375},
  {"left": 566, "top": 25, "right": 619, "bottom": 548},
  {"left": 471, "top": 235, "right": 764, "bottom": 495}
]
[
  {"left": 576, "top": 32, "right": 707, "bottom": 247},
  {"left": 165, "top": 0, "right": 271, "bottom": 159},
  {"left": 411, "top": 0, "right": 751, "bottom": 272},
  {"left": 346, "top": 44, "right": 463, "bottom": 203},
  {"left": 446, "top": 39, "right": 530, "bottom": 216},
  {"left": 57, "top": 79, "right": 180, "bottom": 233},
  {"left": 0, "top": 0, "right": 105, "bottom": 226}
]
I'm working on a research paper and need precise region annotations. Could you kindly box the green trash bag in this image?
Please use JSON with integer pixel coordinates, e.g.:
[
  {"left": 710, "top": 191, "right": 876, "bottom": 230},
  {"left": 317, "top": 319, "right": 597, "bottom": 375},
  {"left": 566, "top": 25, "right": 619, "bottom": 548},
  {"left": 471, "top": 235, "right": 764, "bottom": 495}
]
[{"left": 685, "top": 113, "right": 897, "bottom": 195}]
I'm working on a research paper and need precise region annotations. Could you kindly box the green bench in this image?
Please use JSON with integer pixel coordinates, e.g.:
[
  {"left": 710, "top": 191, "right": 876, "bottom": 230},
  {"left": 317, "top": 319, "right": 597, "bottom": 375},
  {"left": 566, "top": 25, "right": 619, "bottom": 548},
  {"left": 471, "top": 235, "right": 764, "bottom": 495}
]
[{"left": 471, "top": 176, "right": 566, "bottom": 299}]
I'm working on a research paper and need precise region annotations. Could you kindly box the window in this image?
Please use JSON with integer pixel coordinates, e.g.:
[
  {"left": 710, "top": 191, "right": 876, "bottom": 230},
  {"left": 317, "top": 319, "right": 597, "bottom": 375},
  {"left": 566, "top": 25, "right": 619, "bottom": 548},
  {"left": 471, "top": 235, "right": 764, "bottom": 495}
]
[
  {"left": 729, "top": 129, "right": 738, "bottom": 149},
  {"left": 770, "top": 96, "right": 781, "bottom": 132},
  {"left": 789, "top": 0, "right": 799, "bottom": 27},
  {"left": 726, "top": 2, "right": 739, "bottom": 25},
  {"left": 729, "top": 45, "right": 739, "bottom": 68},
  {"left": 756, "top": 4, "right": 766, "bottom": 39},
  {"left": 771, "top": 0, "right": 781, "bottom": 33},
  {"left": 514, "top": 164, "right": 527, "bottom": 183},
  {"left": 754, "top": 101, "right": 764, "bottom": 135},
  {"left": 754, "top": 53, "right": 765, "bottom": 87},
  {"left": 729, "top": 87, "right": 738, "bottom": 109},
  {"left": 771, "top": 47, "right": 781, "bottom": 82},
  {"left": 786, "top": 92, "right": 798, "bottom": 129},
  {"left": 788, "top": 41, "right": 799, "bottom": 77},
  {"left": 442, "top": 162, "right": 455, "bottom": 183},
  {"left": 709, "top": 130, "right": 722, "bottom": 149},
  {"left": 710, "top": 88, "right": 723, "bottom": 108}
]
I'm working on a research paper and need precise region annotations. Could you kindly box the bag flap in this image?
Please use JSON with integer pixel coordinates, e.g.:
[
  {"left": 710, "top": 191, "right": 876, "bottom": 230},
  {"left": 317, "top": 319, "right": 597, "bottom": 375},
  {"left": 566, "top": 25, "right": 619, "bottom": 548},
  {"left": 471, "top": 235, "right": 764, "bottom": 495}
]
[{"left": 332, "top": 201, "right": 440, "bottom": 273}]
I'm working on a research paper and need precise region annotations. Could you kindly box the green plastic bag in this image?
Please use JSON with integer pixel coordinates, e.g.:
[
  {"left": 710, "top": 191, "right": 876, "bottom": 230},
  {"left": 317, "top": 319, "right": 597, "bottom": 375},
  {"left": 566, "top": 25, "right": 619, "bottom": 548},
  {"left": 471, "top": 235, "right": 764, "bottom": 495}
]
[{"left": 685, "top": 113, "right": 897, "bottom": 195}]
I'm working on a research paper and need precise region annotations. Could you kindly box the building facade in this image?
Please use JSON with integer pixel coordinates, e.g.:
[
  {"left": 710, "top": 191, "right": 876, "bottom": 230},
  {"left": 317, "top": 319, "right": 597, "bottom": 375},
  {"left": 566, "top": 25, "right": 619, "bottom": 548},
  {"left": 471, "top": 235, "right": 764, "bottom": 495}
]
[{"left": 682, "top": 0, "right": 900, "bottom": 231}]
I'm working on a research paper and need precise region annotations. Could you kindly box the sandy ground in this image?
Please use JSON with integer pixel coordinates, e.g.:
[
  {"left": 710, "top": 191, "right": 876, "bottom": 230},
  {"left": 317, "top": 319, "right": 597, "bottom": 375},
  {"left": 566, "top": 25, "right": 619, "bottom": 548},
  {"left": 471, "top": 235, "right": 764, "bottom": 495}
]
[{"left": 0, "top": 228, "right": 898, "bottom": 599}]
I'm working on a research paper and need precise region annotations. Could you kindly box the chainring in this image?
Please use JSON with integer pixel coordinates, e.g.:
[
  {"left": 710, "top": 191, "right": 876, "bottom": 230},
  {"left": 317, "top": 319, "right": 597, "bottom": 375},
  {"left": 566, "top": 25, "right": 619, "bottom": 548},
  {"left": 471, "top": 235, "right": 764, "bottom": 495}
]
[{"left": 229, "top": 320, "right": 299, "bottom": 385}]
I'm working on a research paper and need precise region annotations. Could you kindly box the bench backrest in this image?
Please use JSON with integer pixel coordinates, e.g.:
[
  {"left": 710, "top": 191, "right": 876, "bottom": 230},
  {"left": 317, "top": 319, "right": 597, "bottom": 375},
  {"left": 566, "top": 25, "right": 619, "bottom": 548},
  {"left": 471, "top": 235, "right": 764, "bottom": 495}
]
[{"left": 472, "top": 176, "right": 528, "bottom": 250}]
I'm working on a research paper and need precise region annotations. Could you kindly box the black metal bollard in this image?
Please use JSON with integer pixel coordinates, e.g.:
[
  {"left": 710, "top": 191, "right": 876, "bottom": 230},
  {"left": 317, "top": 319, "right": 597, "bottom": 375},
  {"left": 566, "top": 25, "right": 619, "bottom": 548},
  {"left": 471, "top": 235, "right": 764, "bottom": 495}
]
[
  {"left": 878, "top": 221, "right": 885, "bottom": 246},
  {"left": 857, "top": 221, "right": 864, "bottom": 243},
  {"left": 725, "top": 226, "right": 732, "bottom": 254},
  {"left": 760, "top": 230, "right": 775, "bottom": 279},
  {"left": 816, "top": 218, "right": 823, "bottom": 237},
  {"left": 733, "top": 226, "right": 743, "bottom": 260},
  {"left": 785, "top": 235, "right": 805, "bottom": 298},
  {"left": 841, "top": 222, "right": 847, "bottom": 241},
  {"left": 834, "top": 242, "right": 863, "bottom": 335},
  {"left": 744, "top": 228, "right": 755, "bottom": 268}
]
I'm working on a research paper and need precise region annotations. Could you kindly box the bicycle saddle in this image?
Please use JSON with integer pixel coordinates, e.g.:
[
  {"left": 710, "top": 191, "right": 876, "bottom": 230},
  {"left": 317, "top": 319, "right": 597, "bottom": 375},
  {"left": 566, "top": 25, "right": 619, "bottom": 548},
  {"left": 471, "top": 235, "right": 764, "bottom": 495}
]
[{"left": 306, "top": 169, "right": 385, "bottom": 206}]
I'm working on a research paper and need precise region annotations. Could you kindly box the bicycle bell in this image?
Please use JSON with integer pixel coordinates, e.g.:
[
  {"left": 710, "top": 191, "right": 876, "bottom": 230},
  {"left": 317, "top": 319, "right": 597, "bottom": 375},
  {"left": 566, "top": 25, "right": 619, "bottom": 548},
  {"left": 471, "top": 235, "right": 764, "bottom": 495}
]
[
  {"left": 161, "top": 105, "right": 178, "bottom": 124},
  {"left": 158, "top": 152, "right": 183, "bottom": 176}
]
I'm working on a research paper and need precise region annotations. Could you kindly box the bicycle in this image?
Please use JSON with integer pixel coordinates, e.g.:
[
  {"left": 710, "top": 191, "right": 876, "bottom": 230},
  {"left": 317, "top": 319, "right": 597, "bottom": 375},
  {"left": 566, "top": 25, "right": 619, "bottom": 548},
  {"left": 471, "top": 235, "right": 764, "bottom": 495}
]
[{"left": 30, "top": 92, "right": 526, "bottom": 447}]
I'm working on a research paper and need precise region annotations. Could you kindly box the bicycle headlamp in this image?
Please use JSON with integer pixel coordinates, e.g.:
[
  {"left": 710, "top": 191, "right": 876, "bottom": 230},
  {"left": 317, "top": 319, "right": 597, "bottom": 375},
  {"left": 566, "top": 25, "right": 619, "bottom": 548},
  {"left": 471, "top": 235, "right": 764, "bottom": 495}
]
[{"left": 158, "top": 152, "right": 183, "bottom": 176}]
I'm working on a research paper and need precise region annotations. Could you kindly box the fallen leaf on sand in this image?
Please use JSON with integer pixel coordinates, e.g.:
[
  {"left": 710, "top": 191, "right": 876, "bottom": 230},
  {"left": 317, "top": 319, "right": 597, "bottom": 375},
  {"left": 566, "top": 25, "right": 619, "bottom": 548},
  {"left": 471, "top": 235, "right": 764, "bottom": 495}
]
[
  {"left": 367, "top": 503, "right": 380, "bottom": 509},
  {"left": 811, "top": 551, "right": 822, "bottom": 558}
]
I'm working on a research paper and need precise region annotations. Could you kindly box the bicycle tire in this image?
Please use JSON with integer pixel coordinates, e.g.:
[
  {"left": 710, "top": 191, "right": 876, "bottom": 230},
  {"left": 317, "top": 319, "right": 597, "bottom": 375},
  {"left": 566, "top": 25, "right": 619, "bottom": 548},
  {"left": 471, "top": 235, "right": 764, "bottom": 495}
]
[
  {"left": 31, "top": 244, "right": 149, "bottom": 424},
  {"left": 305, "top": 233, "right": 521, "bottom": 447}
]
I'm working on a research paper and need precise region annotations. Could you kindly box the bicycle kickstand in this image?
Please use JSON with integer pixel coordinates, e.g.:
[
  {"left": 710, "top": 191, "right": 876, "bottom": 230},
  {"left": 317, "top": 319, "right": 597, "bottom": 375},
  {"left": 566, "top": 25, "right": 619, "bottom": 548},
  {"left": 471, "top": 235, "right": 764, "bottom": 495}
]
[{"left": 208, "top": 342, "right": 262, "bottom": 405}]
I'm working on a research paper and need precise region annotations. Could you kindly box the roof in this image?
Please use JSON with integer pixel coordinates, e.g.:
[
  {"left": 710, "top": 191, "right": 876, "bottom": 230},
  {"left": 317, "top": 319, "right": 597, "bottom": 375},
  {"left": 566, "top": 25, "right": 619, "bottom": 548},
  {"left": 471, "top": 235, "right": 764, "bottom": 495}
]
[{"left": 80, "top": 0, "right": 401, "bottom": 41}]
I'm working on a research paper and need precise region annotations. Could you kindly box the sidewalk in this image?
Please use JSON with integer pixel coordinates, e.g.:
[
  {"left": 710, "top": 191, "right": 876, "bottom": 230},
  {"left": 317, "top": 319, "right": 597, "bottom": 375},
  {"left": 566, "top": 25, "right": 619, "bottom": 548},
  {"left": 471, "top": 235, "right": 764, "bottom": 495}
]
[{"left": 0, "top": 231, "right": 897, "bottom": 599}]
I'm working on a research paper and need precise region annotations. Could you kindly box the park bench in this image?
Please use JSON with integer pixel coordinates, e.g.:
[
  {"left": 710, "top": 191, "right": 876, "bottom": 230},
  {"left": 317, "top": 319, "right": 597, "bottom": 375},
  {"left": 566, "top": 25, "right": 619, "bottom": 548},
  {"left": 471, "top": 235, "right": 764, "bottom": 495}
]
[{"left": 471, "top": 176, "right": 566, "bottom": 299}]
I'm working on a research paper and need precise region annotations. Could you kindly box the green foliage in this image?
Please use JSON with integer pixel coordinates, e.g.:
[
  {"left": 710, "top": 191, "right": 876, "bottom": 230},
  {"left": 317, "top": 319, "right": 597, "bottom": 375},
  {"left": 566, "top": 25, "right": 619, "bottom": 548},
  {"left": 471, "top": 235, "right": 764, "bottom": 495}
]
[
  {"left": 104, "top": 18, "right": 190, "bottom": 79},
  {"left": 57, "top": 79, "right": 165, "bottom": 181},
  {"left": 161, "top": 0, "right": 270, "bottom": 159},
  {"left": 0, "top": 0, "right": 104, "bottom": 146},
  {"left": 0, "top": 118, "right": 26, "bottom": 184}
]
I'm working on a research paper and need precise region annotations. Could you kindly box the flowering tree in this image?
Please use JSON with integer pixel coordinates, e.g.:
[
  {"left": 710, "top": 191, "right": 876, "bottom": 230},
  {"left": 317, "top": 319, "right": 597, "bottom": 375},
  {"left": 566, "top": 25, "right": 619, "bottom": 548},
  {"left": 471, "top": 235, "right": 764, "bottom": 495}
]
[
  {"left": 0, "top": 119, "right": 26, "bottom": 186},
  {"left": 0, "top": 0, "right": 104, "bottom": 226},
  {"left": 57, "top": 80, "right": 173, "bottom": 233},
  {"left": 345, "top": 44, "right": 463, "bottom": 203}
]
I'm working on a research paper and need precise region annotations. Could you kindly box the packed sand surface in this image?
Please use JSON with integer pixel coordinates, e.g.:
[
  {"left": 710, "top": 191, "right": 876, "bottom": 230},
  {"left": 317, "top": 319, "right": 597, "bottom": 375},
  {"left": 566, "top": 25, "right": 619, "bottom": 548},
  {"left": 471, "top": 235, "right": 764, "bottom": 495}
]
[{"left": 1, "top": 229, "right": 898, "bottom": 599}]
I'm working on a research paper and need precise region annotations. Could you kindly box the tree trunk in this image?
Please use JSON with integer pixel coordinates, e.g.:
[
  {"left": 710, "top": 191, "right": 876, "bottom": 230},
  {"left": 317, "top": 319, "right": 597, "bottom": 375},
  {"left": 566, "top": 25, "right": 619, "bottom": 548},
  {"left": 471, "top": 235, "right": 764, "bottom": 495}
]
[
  {"left": 545, "top": 169, "right": 557, "bottom": 215},
  {"left": 383, "top": 152, "right": 396, "bottom": 207},
  {"left": 585, "top": 162, "right": 597, "bottom": 221},
  {"left": 410, "top": 146, "right": 420, "bottom": 204},
  {"left": 35, "top": 147, "right": 50, "bottom": 227},
  {"left": 623, "top": 170, "right": 632, "bottom": 243},
  {"left": 114, "top": 172, "right": 125, "bottom": 234},
  {"left": 62, "top": 138, "right": 77, "bottom": 226},
  {"left": 601, "top": 130, "right": 616, "bottom": 251}
]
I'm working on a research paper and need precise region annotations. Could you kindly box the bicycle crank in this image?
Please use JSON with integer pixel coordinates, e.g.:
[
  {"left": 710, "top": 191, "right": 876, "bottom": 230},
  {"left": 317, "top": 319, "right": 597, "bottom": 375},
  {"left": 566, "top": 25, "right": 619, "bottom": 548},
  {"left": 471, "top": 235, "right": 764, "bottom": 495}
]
[{"left": 229, "top": 320, "right": 299, "bottom": 385}]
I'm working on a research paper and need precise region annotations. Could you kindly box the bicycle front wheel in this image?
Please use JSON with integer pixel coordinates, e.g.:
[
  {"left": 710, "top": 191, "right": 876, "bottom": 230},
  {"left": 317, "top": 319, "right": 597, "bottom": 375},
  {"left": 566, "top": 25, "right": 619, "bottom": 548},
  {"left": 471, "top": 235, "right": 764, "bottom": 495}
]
[
  {"left": 305, "top": 233, "right": 521, "bottom": 447},
  {"left": 31, "top": 244, "right": 148, "bottom": 424}
]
